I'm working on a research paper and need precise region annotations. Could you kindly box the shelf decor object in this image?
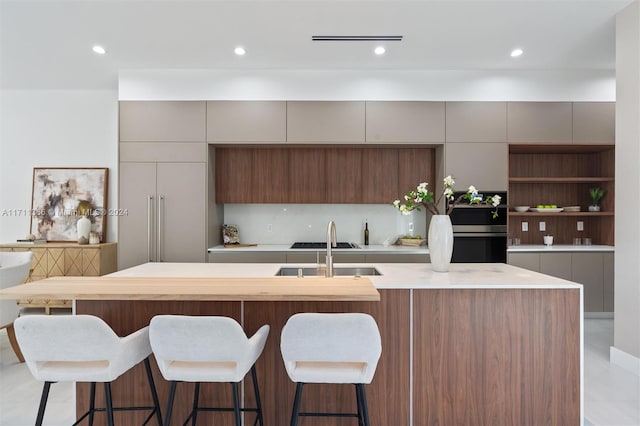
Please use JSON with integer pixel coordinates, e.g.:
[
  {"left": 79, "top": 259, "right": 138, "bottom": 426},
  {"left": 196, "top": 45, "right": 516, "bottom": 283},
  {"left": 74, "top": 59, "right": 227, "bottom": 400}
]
[
  {"left": 393, "top": 175, "right": 501, "bottom": 272},
  {"left": 588, "top": 187, "right": 606, "bottom": 212},
  {"left": 30, "top": 168, "right": 109, "bottom": 242}
]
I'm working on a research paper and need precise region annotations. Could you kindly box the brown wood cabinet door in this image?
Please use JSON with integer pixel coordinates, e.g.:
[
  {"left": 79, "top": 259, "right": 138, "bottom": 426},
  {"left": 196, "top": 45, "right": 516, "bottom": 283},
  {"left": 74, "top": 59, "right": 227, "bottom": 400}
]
[
  {"left": 215, "top": 148, "right": 254, "bottom": 203},
  {"left": 252, "top": 148, "right": 289, "bottom": 203},
  {"left": 326, "top": 148, "right": 362, "bottom": 203},
  {"left": 362, "top": 148, "right": 399, "bottom": 203},
  {"left": 289, "top": 148, "right": 326, "bottom": 203},
  {"left": 398, "top": 148, "right": 435, "bottom": 198}
]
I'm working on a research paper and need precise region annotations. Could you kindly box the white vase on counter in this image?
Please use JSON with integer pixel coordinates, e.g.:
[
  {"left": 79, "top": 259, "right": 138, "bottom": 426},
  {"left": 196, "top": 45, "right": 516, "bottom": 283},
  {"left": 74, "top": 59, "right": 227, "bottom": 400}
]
[{"left": 428, "top": 215, "right": 454, "bottom": 272}]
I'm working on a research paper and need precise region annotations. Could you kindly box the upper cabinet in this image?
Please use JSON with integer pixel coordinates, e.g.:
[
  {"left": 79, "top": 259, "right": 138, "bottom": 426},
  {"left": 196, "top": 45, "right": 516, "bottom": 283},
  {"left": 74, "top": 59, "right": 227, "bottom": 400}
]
[
  {"left": 365, "top": 101, "right": 445, "bottom": 143},
  {"left": 287, "top": 101, "right": 365, "bottom": 143},
  {"left": 445, "top": 143, "right": 507, "bottom": 191},
  {"left": 573, "top": 102, "right": 615, "bottom": 144},
  {"left": 119, "top": 101, "right": 206, "bottom": 142},
  {"left": 207, "top": 101, "right": 286, "bottom": 143},
  {"left": 445, "top": 102, "right": 507, "bottom": 142},
  {"left": 507, "top": 102, "right": 573, "bottom": 143}
]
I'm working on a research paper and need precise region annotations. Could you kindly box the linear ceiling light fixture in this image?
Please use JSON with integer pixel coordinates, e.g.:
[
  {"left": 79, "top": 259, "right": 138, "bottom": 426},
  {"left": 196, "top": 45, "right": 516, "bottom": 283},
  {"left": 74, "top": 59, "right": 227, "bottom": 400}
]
[{"left": 312, "top": 35, "right": 403, "bottom": 41}]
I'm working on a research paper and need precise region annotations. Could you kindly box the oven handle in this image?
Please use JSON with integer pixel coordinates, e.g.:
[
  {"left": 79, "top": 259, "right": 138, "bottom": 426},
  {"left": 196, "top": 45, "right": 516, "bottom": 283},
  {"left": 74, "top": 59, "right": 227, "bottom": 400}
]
[{"left": 453, "top": 233, "right": 507, "bottom": 237}]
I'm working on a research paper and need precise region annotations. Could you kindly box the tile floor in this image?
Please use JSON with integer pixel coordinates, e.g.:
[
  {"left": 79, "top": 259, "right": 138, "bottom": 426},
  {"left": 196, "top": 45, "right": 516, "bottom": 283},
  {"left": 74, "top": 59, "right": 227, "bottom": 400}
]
[{"left": 0, "top": 319, "right": 638, "bottom": 425}]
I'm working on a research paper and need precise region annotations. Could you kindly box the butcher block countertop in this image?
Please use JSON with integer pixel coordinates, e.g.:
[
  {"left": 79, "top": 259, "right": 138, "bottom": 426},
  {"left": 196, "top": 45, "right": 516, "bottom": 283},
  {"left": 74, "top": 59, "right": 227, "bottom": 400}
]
[{"left": 0, "top": 275, "right": 379, "bottom": 302}]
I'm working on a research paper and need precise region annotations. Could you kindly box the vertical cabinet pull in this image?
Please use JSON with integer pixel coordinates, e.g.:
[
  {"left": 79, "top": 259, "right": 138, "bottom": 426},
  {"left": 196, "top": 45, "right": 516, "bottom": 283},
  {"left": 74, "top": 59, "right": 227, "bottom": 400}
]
[
  {"left": 158, "top": 195, "right": 165, "bottom": 262},
  {"left": 147, "top": 195, "right": 154, "bottom": 262}
]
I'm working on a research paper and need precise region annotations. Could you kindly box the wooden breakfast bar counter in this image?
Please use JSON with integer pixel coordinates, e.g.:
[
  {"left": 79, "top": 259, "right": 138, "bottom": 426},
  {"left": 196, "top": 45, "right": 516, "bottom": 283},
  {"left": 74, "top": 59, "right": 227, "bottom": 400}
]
[{"left": 0, "top": 263, "right": 582, "bottom": 426}]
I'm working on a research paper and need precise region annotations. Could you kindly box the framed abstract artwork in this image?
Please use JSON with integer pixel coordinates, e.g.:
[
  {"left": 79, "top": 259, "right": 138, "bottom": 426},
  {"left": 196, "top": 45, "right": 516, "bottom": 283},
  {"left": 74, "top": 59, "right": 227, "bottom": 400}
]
[{"left": 30, "top": 167, "right": 109, "bottom": 242}]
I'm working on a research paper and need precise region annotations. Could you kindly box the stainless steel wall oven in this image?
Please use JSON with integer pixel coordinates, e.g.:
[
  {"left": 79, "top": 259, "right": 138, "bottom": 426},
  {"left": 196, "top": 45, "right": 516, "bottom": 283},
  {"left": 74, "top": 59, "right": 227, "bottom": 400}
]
[{"left": 448, "top": 191, "right": 508, "bottom": 263}]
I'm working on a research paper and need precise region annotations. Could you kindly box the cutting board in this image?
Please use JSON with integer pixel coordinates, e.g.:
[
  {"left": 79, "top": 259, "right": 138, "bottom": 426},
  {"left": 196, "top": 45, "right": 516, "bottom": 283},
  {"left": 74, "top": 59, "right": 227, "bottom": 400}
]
[{"left": 223, "top": 244, "right": 258, "bottom": 248}]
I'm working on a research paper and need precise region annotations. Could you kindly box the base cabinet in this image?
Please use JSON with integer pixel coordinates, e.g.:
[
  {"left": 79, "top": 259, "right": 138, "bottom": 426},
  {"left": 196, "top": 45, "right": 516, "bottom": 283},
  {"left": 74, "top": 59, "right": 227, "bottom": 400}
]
[
  {"left": 75, "top": 286, "right": 580, "bottom": 426},
  {"left": 507, "top": 251, "right": 614, "bottom": 312},
  {"left": 0, "top": 243, "right": 117, "bottom": 312}
]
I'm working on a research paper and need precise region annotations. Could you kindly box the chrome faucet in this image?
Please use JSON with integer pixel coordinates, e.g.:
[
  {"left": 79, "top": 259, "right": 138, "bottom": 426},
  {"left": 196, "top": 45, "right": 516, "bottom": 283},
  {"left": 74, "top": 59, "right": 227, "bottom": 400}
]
[{"left": 326, "top": 221, "right": 337, "bottom": 277}]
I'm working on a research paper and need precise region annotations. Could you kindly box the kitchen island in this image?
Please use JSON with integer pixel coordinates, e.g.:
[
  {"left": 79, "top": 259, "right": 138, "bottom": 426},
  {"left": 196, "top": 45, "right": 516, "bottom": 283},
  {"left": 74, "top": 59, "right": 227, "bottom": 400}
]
[{"left": 0, "top": 263, "right": 582, "bottom": 426}]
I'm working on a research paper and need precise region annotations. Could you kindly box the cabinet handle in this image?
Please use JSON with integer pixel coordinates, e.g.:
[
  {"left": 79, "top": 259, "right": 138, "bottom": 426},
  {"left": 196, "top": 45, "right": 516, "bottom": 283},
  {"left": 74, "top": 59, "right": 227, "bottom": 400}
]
[
  {"left": 158, "top": 195, "right": 165, "bottom": 262},
  {"left": 147, "top": 195, "right": 154, "bottom": 262}
]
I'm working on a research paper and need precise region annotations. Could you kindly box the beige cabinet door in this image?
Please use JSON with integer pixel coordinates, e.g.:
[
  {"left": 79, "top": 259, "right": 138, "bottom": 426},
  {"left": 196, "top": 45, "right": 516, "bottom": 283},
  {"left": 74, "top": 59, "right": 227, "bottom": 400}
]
[
  {"left": 445, "top": 102, "right": 507, "bottom": 142},
  {"left": 572, "top": 252, "right": 604, "bottom": 312},
  {"left": 445, "top": 142, "right": 507, "bottom": 190},
  {"left": 207, "top": 101, "right": 286, "bottom": 143},
  {"left": 118, "top": 162, "right": 157, "bottom": 270},
  {"left": 119, "top": 101, "right": 206, "bottom": 142},
  {"left": 287, "top": 101, "right": 365, "bottom": 143},
  {"left": 540, "top": 253, "right": 572, "bottom": 280},
  {"left": 507, "top": 102, "right": 573, "bottom": 143},
  {"left": 507, "top": 253, "right": 540, "bottom": 272},
  {"left": 572, "top": 102, "right": 615, "bottom": 144},
  {"left": 157, "top": 162, "right": 207, "bottom": 263},
  {"left": 365, "top": 101, "right": 445, "bottom": 143}
]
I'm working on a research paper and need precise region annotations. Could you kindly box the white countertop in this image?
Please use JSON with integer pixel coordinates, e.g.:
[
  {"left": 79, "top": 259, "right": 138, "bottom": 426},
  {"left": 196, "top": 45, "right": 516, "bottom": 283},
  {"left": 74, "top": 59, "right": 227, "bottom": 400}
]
[
  {"left": 508, "top": 244, "right": 614, "bottom": 252},
  {"left": 110, "top": 262, "right": 580, "bottom": 290},
  {"left": 208, "top": 244, "right": 429, "bottom": 254}
]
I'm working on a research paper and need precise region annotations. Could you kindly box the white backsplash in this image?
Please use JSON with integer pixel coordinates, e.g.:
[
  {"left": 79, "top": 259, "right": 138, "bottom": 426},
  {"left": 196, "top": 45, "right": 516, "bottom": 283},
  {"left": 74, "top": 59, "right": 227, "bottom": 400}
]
[{"left": 221, "top": 204, "right": 427, "bottom": 245}]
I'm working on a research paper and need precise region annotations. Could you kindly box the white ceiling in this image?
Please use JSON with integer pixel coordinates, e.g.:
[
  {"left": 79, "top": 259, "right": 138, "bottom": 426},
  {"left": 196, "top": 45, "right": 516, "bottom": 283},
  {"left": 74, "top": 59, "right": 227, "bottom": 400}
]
[{"left": 0, "top": 0, "right": 633, "bottom": 90}]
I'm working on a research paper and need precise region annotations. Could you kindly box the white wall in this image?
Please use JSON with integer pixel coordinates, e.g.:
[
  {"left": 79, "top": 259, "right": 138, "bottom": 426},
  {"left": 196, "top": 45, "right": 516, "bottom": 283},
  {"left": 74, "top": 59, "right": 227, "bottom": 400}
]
[
  {"left": 0, "top": 90, "right": 119, "bottom": 243},
  {"left": 614, "top": 2, "right": 640, "bottom": 372},
  {"left": 223, "top": 204, "right": 425, "bottom": 246},
  {"left": 119, "top": 69, "right": 616, "bottom": 101}
]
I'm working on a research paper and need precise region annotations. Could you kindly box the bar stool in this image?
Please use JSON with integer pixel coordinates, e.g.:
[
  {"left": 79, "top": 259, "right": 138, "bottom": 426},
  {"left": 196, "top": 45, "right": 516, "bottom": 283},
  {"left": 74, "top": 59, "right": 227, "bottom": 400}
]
[
  {"left": 149, "top": 315, "right": 269, "bottom": 426},
  {"left": 14, "top": 314, "right": 163, "bottom": 426},
  {"left": 280, "top": 313, "right": 382, "bottom": 426}
]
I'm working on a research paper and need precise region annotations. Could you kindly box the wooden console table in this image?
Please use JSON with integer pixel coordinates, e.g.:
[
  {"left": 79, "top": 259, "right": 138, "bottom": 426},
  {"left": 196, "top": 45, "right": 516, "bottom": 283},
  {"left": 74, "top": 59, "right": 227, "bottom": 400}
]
[{"left": 0, "top": 242, "right": 117, "bottom": 313}]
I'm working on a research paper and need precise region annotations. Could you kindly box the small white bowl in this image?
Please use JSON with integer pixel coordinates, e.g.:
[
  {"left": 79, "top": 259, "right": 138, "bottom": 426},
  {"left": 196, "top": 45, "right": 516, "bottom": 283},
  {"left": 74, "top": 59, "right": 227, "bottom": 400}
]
[{"left": 513, "top": 206, "right": 529, "bottom": 212}]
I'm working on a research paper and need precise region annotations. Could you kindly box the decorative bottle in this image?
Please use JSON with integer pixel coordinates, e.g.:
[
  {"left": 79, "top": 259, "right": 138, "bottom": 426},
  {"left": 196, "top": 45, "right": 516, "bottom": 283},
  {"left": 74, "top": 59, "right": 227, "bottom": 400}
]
[{"left": 364, "top": 221, "right": 369, "bottom": 246}]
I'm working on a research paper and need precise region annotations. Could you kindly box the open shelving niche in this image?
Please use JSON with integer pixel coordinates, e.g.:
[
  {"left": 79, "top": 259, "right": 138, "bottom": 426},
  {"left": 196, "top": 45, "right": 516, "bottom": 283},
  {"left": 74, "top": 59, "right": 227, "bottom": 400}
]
[{"left": 508, "top": 144, "right": 615, "bottom": 246}]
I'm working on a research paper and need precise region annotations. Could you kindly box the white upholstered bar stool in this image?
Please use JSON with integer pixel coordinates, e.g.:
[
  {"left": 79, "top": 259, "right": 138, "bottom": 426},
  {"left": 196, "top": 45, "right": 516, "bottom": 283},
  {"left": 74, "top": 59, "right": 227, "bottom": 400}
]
[
  {"left": 0, "top": 251, "right": 33, "bottom": 362},
  {"left": 149, "top": 315, "right": 269, "bottom": 426},
  {"left": 14, "top": 315, "right": 163, "bottom": 426},
  {"left": 280, "top": 313, "right": 382, "bottom": 426}
]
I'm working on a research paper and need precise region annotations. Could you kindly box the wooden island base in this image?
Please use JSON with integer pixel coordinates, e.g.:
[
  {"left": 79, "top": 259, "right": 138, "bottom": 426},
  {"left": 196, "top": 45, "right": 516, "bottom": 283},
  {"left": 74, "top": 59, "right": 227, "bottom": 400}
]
[{"left": 76, "top": 287, "right": 580, "bottom": 426}]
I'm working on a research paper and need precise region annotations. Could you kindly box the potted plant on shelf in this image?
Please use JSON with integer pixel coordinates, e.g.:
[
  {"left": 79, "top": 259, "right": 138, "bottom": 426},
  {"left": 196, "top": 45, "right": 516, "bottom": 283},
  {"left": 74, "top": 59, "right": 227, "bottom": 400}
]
[
  {"left": 588, "top": 187, "right": 606, "bottom": 212},
  {"left": 393, "top": 176, "right": 501, "bottom": 272}
]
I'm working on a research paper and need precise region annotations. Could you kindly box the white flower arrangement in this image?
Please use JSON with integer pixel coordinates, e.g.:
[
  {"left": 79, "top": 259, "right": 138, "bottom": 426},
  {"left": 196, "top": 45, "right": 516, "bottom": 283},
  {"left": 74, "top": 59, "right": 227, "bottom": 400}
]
[{"left": 393, "top": 176, "right": 502, "bottom": 218}]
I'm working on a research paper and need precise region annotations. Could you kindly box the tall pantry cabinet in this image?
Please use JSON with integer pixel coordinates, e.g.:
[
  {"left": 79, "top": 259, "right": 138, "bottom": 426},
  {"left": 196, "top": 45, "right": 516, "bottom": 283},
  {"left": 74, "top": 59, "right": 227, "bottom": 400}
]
[{"left": 119, "top": 102, "right": 207, "bottom": 269}]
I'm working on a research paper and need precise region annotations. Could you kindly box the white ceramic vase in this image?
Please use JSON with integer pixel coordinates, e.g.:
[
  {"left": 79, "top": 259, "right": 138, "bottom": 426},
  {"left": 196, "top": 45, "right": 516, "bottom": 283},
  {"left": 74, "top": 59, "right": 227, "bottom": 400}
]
[
  {"left": 428, "top": 215, "right": 454, "bottom": 272},
  {"left": 76, "top": 216, "right": 91, "bottom": 243}
]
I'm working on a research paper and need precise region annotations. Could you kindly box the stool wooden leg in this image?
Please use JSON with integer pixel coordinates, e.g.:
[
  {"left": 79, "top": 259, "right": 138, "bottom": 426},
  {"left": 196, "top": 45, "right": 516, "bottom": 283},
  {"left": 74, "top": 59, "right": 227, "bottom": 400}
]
[
  {"left": 164, "top": 381, "right": 177, "bottom": 426},
  {"left": 104, "top": 382, "right": 114, "bottom": 426},
  {"left": 251, "top": 365, "right": 264, "bottom": 426},
  {"left": 290, "top": 382, "right": 304, "bottom": 426},
  {"left": 143, "top": 357, "right": 163, "bottom": 426},
  {"left": 232, "top": 382, "right": 241, "bottom": 426},
  {"left": 88, "top": 382, "right": 96, "bottom": 426},
  {"left": 191, "top": 382, "right": 200, "bottom": 426},
  {"left": 35, "top": 381, "right": 52, "bottom": 426}
]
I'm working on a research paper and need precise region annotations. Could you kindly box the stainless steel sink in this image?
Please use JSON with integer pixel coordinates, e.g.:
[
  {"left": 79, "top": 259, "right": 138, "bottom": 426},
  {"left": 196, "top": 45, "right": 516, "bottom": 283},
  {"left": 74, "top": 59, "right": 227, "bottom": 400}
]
[{"left": 276, "top": 266, "right": 381, "bottom": 277}]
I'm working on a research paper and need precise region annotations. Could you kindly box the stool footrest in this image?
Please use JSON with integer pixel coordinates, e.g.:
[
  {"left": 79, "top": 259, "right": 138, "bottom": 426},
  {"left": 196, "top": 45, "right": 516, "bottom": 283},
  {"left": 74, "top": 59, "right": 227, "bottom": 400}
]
[{"left": 299, "top": 412, "right": 359, "bottom": 418}]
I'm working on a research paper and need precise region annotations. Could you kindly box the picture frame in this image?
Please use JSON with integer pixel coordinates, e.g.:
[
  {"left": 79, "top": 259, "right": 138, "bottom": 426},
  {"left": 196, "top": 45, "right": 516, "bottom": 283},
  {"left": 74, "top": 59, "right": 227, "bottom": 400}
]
[{"left": 30, "top": 167, "right": 109, "bottom": 242}]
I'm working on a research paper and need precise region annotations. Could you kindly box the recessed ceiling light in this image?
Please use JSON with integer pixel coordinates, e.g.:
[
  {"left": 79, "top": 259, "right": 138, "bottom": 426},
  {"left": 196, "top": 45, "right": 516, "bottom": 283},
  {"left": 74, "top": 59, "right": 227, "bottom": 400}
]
[
  {"left": 234, "top": 47, "right": 246, "bottom": 56},
  {"left": 374, "top": 46, "right": 386, "bottom": 55},
  {"left": 510, "top": 48, "right": 523, "bottom": 58},
  {"left": 92, "top": 45, "right": 106, "bottom": 55}
]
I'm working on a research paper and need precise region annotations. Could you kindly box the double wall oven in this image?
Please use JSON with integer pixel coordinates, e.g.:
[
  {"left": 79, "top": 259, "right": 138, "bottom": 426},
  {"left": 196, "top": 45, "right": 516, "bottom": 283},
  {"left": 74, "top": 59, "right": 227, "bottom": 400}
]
[{"left": 448, "top": 191, "right": 508, "bottom": 263}]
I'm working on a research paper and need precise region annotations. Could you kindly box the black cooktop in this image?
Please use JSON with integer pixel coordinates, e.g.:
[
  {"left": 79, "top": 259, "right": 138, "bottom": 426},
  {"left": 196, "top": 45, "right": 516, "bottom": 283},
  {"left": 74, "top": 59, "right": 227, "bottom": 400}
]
[{"left": 291, "top": 242, "right": 358, "bottom": 249}]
